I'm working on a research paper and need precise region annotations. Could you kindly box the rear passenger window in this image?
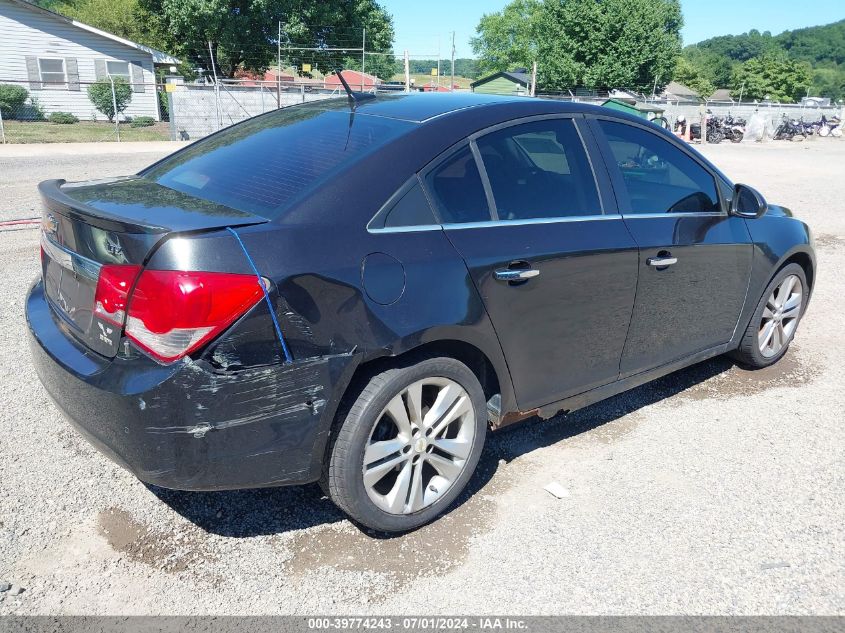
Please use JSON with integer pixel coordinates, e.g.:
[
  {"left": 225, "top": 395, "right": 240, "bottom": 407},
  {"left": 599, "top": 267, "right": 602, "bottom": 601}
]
[
  {"left": 476, "top": 119, "right": 602, "bottom": 221},
  {"left": 425, "top": 146, "right": 491, "bottom": 224},
  {"left": 384, "top": 183, "right": 436, "bottom": 228},
  {"left": 598, "top": 120, "right": 720, "bottom": 214}
]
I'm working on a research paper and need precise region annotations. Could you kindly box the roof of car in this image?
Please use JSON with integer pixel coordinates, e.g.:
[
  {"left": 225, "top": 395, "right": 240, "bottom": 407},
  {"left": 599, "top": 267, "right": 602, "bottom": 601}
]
[{"left": 300, "top": 92, "right": 605, "bottom": 123}]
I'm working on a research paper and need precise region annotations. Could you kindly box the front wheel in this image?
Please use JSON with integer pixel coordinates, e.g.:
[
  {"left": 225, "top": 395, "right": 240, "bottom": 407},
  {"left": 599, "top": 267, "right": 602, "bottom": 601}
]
[
  {"left": 324, "top": 357, "right": 487, "bottom": 532},
  {"left": 731, "top": 264, "right": 807, "bottom": 368}
]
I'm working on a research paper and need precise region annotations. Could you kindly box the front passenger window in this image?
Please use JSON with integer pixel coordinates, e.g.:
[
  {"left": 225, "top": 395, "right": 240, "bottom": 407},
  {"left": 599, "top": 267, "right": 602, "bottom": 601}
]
[
  {"left": 598, "top": 120, "right": 720, "bottom": 214},
  {"left": 476, "top": 118, "right": 602, "bottom": 220}
]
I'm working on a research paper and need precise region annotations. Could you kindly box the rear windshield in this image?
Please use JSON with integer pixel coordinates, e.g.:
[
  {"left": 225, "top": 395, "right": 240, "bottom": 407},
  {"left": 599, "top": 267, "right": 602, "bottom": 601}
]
[{"left": 142, "top": 103, "right": 412, "bottom": 218}]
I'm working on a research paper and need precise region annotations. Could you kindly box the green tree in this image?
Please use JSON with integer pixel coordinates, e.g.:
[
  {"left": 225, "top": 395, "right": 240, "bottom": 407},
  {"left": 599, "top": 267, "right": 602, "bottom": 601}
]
[
  {"left": 338, "top": 0, "right": 396, "bottom": 80},
  {"left": 673, "top": 57, "right": 715, "bottom": 97},
  {"left": 471, "top": 0, "right": 542, "bottom": 76},
  {"left": 472, "top": 0, "right": 683, "bottom": 92},
  {"left": 137, "top": 0, "right": 395, "bottom": 79},
  {"left": 731, "top": 53, "right": 813, "bottom": 103},
  {"left": 811, "top": 65, "right": 845, "bottom": 101},
  {"left": 87, "top": 77, "right": 132, "bottom": 121}
]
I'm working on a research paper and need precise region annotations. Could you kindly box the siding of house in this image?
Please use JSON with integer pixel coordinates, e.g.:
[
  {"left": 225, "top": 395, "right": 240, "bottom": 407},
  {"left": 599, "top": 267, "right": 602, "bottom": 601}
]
[
  {"left": 0, "top": 0, "right": 159, "bottom": 120},
  {"left": 472, "top": 76, "right": 526, "bottom": 96}
]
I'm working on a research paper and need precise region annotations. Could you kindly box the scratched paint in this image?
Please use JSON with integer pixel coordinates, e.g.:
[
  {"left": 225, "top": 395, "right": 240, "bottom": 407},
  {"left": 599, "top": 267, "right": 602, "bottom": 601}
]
[{"left": 144, "top": 355, "right": 345, "bottom": 436}]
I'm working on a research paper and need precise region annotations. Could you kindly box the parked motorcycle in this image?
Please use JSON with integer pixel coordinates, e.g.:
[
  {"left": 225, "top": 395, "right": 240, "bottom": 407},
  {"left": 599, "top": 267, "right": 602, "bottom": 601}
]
[
  {"left": 773, "top": 115, "right": 805, "bottom": 141},
  {"left": 817, "top": 114, "right": 843, "bottom": 138}
]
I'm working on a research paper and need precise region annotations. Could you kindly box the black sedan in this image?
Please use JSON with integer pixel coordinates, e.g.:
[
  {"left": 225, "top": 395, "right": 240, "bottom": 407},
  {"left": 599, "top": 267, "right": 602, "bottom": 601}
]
[{"left": 27, "top": 93, "right": 815, "bottom": 532}]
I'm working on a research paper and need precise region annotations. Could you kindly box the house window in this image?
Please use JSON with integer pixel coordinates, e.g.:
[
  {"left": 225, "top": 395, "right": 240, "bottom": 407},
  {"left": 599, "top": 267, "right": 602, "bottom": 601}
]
[
  {"left": 106, "top": 61, "right": 131, "bottom": 80},
  {"left": 38, "top": 58, "right": 66, "bottom": 88}
]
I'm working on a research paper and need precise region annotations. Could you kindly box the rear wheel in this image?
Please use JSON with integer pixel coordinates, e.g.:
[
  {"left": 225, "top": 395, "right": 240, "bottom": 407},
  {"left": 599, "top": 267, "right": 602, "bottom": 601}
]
[
  {"left": 731, "top": 264, "right": 807, "bottom": 368},
  {"left": 324, "top": 357, "right": 487, "bottom": 532}
]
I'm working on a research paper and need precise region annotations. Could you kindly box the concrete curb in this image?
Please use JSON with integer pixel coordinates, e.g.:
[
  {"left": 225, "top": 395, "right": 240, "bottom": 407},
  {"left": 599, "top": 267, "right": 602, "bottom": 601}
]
[{"left": 0, "top": 141, "right": 190, "bottom": 158}]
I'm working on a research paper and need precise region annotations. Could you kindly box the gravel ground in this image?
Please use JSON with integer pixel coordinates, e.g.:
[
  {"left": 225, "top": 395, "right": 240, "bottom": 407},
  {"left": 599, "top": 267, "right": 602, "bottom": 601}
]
[{"left": 0, "top": 140, "right": 843, "bottom": 615}]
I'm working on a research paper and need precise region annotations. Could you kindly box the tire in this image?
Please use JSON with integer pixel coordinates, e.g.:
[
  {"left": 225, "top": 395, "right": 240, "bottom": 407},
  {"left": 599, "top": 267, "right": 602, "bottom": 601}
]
[
  {"left": 731, "top": 263, "right": 807, "bottom": 368},
  {"left": 324, "top": 356, "right": 487, "bottom": 532}
]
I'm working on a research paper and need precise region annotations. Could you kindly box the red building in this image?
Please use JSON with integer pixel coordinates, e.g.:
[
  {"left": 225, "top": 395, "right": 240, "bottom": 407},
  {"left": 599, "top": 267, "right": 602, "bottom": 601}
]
[{"left": 323, "top": 69, "right": 381, "bottom": 90}]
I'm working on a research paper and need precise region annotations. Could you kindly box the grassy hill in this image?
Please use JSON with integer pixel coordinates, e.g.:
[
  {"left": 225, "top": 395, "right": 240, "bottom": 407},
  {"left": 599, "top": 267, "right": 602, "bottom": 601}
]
[{"left": 683, "top": 19, "right": 845, "bottom": 100}]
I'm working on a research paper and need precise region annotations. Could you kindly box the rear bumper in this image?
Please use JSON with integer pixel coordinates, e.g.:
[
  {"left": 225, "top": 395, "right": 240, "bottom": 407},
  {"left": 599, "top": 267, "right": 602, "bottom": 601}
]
[{"left": 26, "top": 279, "right": 355, "bottom": 491}]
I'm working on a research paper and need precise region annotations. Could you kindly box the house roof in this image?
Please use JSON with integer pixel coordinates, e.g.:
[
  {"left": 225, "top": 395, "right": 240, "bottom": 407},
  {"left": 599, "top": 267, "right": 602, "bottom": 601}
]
[
  {"left": 662, "top": 81, "right": 703, "bottom": 101},
  {"left": 471, "top": 69, "right": 530, "bottom": 89},
  {"left": 324, "top": 69, "right": 381, "bottom": 85},
  {"left": 709, "top": 88, "right": 734, "bottom": 101},
  {"left": 10, "top": 0, "right": 179, "bottom": 64}
]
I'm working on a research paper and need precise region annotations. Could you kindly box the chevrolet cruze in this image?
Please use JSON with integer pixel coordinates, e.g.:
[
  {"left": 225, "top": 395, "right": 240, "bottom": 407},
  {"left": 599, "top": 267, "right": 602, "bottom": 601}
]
[{"left": 27, "top": 93, "right": 815, "bottom": 532}]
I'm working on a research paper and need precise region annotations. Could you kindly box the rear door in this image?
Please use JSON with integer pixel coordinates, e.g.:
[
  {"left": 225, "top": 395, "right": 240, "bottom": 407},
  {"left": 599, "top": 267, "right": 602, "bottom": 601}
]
[
  {"left": 425, "top": 116, "right": 639, "bottom": 410},
  {"left": 589, "top": 117, "right": 753, "bottom": 377}
]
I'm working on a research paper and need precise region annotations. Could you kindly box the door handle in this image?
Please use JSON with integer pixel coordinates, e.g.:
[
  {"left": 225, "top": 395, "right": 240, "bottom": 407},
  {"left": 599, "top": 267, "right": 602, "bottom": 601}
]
[
  {"left": 646, "top": 256, "right": 678, "bottom": 267},
  {"left": 494, "top": 268, "right": 540, "bottom": 281}
]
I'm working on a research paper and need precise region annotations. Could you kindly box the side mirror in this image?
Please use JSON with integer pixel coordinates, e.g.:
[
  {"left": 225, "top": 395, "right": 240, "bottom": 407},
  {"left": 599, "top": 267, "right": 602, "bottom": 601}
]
[{"left": 730, "top": 183, "right": 768, "bottom": 218}]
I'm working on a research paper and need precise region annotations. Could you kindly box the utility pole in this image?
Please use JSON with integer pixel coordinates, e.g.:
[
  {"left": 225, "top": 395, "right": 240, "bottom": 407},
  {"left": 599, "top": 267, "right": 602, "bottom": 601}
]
[
  {"left": 530, "top": 61, "right": 537, "bottom": 97},
  {"left": 208, "top": 40, "right": 219, "bottom": 84},
  {"left": 108, "top": 75, "right": 120, "bottom": 141},
  {"left": 208, "top": 41, "right": 220, "bottom": 130},
  {"left": 437, "top": 35, "right": 441, "bottom": 89},
  {"left": 404, "top": 50, "right": 410, "bottom": 93},
  {"left": 361, "top": 28, "right": 366, "bottom": 91},
  {"left": 277, "top": 21, "right": 282, "bottom": 107},
  {"left": 450, "top": 31, "right": 455, "bottom": 92}
]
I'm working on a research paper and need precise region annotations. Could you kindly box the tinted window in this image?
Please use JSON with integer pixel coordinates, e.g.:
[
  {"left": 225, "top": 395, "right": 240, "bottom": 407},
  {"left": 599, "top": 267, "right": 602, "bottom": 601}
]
[
  {"left": 425, "top": 146, "right": 490, "bottom": 224},
  {"left": 384, "top": 182, "right": 437, "bottom": 227},
  {"left": 477, "top": 119, "right": 602, "bottom": 220},
  {"left": 143, "top": 106, "right": 411, "bottom": 218},
  {"left": 598, "top": 120, "right": 720, "bottom": 214}
]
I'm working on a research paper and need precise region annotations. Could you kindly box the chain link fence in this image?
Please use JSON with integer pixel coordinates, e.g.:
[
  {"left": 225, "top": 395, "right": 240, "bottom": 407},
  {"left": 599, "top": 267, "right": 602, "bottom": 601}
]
[
  {"left": 164, "top": 80, "right": 343, "bottom": 141},
  {"left": 538, "top": 91, "right": 845, "bottom": 140},
  {"left": 4, "top": 73, "right": 843, "bottom": 145},
  {"left": 0, "top": 77, "right": 169, "bottom": 143}
]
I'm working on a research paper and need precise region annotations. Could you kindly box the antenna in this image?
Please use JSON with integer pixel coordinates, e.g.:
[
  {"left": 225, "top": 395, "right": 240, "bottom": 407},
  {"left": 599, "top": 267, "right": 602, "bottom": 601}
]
[{"left": 334, "top": 68, "right": 376, "bottom": 110}]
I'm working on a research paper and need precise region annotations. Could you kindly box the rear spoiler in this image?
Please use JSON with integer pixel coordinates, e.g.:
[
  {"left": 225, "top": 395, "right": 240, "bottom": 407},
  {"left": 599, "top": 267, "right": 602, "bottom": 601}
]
[{"left": 38, "top": 179, "right": 167, "bottom": 234}]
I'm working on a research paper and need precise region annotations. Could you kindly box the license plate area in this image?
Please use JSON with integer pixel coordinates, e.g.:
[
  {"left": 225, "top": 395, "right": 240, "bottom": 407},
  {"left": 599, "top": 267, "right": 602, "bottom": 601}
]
[{"left": 41, "top": 234, "right": 122, "bottom": 357}]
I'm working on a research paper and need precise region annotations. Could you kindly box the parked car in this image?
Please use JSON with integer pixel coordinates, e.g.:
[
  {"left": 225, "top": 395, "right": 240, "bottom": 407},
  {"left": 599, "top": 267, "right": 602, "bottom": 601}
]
[{"left": 28, "top": 93, "right": 815, "bottom": 532}]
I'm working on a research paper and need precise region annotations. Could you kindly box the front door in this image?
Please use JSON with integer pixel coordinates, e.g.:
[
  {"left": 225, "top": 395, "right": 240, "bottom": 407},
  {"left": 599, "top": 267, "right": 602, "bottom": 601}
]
[
  {"left": 591, "top": 118, "right": 753, "bottom": 377},
  {"left": 423, "top": 117, "right": 639, "bottom": 410}
]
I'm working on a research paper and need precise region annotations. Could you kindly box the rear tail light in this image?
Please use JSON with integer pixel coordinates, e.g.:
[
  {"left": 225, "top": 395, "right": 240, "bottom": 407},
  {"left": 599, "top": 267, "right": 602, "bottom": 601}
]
[
  {"left": 94, "top": 264, "right": 142, "bottom": 326},
  {"left": 124, "top": 270, "right": 264, "bottom": 363}
]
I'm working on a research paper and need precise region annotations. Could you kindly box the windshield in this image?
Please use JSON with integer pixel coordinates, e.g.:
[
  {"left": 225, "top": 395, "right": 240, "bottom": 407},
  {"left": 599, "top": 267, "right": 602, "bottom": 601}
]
[{"left": 143, "top": 103, "right": 412, "bottom": 218}]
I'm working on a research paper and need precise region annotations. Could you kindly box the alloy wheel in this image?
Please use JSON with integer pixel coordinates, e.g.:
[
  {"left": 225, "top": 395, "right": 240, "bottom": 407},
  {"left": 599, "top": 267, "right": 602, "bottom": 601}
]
[
  {"left": 759, "top": 274, "right": 802, "bottom": 358},
  {"left": 362, "top": 377, "right": 476, "bottom": 515}
]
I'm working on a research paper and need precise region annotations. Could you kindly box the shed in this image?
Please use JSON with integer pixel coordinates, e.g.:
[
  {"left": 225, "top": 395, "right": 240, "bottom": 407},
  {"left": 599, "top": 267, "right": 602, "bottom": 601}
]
[
  {"left": 0, "top": 0, "right": 178, "bottom": 121},
  {"left": 471, "top": 69, "right": 530, "bottom": 96},
  {"left": 601, "top": 99, "right": 664, "bottom": 119}
]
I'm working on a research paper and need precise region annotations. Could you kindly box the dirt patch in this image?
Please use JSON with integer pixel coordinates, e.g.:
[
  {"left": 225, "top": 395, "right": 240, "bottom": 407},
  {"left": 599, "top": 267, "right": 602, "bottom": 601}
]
[
  {"left": 97, "top": 507, "right": 216, "bottom": 573},
  {"left": 813, "top": 233, "right": 844, "bottom": 250},
  {"left": 284, "top": 456, "right": 513, "bottom": 591},
  {"left": 675, "top": 346, "right": 817, "bottom": 402}
]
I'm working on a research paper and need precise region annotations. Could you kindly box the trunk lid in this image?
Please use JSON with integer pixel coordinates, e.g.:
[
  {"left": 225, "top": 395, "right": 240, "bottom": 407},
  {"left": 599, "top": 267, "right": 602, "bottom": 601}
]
[{"left": 38, "top": 177, "right": 267, "bottom": 358}]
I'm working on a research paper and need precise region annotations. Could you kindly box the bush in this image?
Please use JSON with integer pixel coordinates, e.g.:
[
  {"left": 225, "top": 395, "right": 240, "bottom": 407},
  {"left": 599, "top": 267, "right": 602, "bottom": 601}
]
[
  {"left": 130, "top": 116, "right": 155, "bottom": 128},
  {"left": 0, "top": 84, "right": 29, "bottom": 119},
  {"left": 87, "top": 77, "right": 132, "bottom": 122},
  {"left": 157, "top": 89, "right": 169, "bottom": 121},
  {"left": 48, "top": 111, "right": 79, "bottom": 124}
]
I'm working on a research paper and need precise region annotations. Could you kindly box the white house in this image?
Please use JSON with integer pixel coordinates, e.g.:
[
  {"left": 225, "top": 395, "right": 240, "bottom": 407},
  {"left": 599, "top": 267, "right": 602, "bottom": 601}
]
[{"left": 0, "top": 0, "right": 178, "bottom": 121}]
